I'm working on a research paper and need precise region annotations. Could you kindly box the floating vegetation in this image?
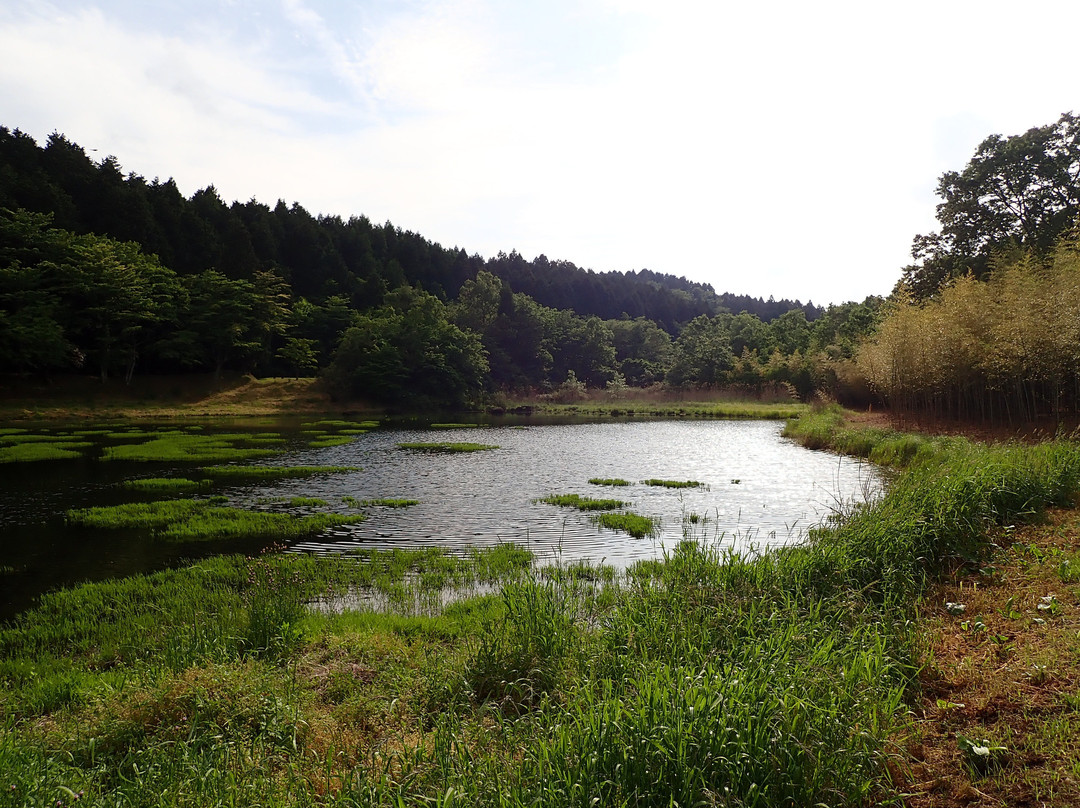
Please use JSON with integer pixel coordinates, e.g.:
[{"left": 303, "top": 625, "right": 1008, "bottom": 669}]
[
  {"left": 200, "top": 465, "right": 359, "bottom": 479},
  {"left": 0, "top": 433, "right": 89, "bottom": 444},
  {"left": 66, "top": 499, "right": 364, "bottom": 541},
  {"left": 398, "top": 442, "right": 498, "bottom": 453},
  {"left": 102, "top": 433, "right": 281, "bottom": 463},
  {"left": 0, "top": 442, "right": 90, "bottom": 463},
  {"left": 338, "top": 429, "right": 369, "bottom": 435},
  {"left": 538, "top": 494, "right": 627, "bottom": 511},
  {"left": 303, "top": 419, "right": 379, "bottom": 429},
  {"left": 430, "top": 423, "right": 479, "bottom": 429},
  {"left": 121, "top": 477, "right": 209, "bottom": 492},
  {"left": 588, "top": 478, "right": 631, "bottom": 487},
  {"left": 595, "top": 511, "right": 658, "bottom": 538},
  {"left": 0, "top": 427, "right": 28, "bottom": 436},
  {"left": 643, "top": 479, "right": 704, "bottom": 489},
  {"left": 341, "top": 496, "right": 419, "bottom": 508},
  {"left": 308, "top": 436, "right": 356, "bottom": 448}
]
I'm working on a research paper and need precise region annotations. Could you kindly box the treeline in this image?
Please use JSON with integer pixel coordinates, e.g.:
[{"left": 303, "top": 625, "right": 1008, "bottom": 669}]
[
  {"left": 0, "top": 204, "right": 881, "bottom": 407},
  {"left": 859, "top": 237, "right": 1080, "bottom": 423},
  {"left": 0, "top": 127, "right": 829, "bottom": 333},
  {"left": 857, "top": 111, "right": 1080, "bottom": 425}
]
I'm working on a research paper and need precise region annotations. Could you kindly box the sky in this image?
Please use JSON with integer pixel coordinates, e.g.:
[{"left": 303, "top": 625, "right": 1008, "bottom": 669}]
[{"left": 1, "top": 0, "right": 1078, "bottom": 306}]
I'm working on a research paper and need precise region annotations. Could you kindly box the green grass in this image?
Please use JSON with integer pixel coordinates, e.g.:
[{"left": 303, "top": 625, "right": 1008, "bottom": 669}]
[
  {"left": 342, "top": 497, "right": 420, "bottom": 508},
  {"left": 66, "top": 499, "right": 364, "bottom": 541},
  {"left": 537, "top": 493, "right": 627, "bottom": 511},
  {"left": 10, "top": 410, "right": 1080, "bottom": 806},
  {"left": 430, "top": 422, "right": 480, "bottom": 429},
  {"left": 588, "top": 477, "right": 631, "bottom": 486},
  {"left": 199, "top": 464, "right": 359, "bottom": 479},
  {"left": 594, "top": 511, "right": 659, "bottom": 538},
  {"left": 121, "top": 477, "right": 209, "bottom": 492},
  {"left": 643, "top": 478, "right": 703, "bottom": 488},
  {"left": 0, "top": 442, "right": 89, "bottom": 463},
  {"left": 398, "top": 442, "right": 499, "bottom": 453},
  {"left": 102, "top": 433, "right": 281, "bottom": 463}
]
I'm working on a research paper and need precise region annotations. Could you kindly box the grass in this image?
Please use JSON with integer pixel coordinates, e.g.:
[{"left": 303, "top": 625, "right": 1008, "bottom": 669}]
[
  {"left": 397, "top": 442, "right": 499, "bottom": 453},
  {"left": 0, "top": 442, "right": 89, "bottom": 463},
  {"left": 430, "top": 422, "right": 480, "bottom": 429},
  {"left": 66, "top": 499, "right": 365, "bottom": 541},
  {"left": 8, "top": 405, "right": 1080, "bottom": 806},
  {"left": 537, "top": 493, "right": 627, "bottom": 511},
  {"left": 102, "top": 433, "right": 281, "bottom": 463},
  {"left": 121, "top": 477, "right": 209, "bottom": 492},
  {"left": 643, "top": 478, "right": 703, "bottom": 488},
  {"left": 199, "top": 464, "right": 359, "bottom": 479},
  {"left": 588, "top": 477, "right": 631, "bottom": 486},
  {"left": 594, "top": 511, "right": 658, "bottom": 538},
  {"left": 342, "top": 497, "right": 420, "bottom": 508}
]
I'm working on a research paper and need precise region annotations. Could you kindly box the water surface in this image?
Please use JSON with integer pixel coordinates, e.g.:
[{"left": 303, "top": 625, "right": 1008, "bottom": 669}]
[{"left": 0, "top": 419, "right": 880, "bottom": 621}]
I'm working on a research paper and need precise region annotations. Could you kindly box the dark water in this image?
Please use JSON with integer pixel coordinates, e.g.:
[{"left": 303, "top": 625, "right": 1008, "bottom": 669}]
[{"left": 0, "top": 419, "right": 881, "bottom": 622}]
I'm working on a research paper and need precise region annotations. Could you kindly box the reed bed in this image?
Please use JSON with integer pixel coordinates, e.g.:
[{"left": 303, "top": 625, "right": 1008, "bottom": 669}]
[{"left": 6, "top": 409, "right": 1080, "bottom": 806}]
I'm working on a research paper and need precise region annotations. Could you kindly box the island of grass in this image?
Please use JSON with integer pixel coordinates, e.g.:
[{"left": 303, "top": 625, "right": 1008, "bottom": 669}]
[
  {"left": 102, "top": 433, "right": 282, "bottom": 463},
  {"left": 199, "top": 464, "right": 359, "bottom": 479},
  {"left": 343, "top": 496, "right": 420, "bottom": 508},
  {"left": 588, "top": 478, "right": 631, "bottom": 486},
  {"left": 429, "top": 423, "right": 479, "bottom": 429},
  {"left": 66, "top": 499, "right": 364, "bottom": 541},
  {"left": 643, "top": 479, "right": 703, "bottom": 488},
  {"left": 0, "top": 442, "right": 90, "bottom": 463},
  {"left": 122, "top": 477, "right": 210, "bottom": 492},
  {"left": 537, "top": 494, "right": 627, "bottom": 511},
  {"left": 594, "top": 511, "right": 658, "bottom": 538},
  {"left": 397, "top": 442, "right": 498, "bottom": 453}
]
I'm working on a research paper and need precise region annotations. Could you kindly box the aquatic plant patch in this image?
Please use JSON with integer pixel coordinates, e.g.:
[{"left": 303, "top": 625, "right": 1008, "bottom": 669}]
[
  {"left": 643, "top": 479, "right": 703, "bottom": 488},
  {"left": 588, "top": 478, "right": 631, "bottom": 486},
  {"left": 121, "top": 477, "right": 209, "bottom": 492},
  {"left": 0, "top": 442, "right": 91, "bottom": 463},
  {"left": 430, "top": 423, "right": 479, "bottom": 429},
  {"left": 594, "top": 511, "right": 658, "bottom": 538},
  {"left": 199, "top": 464, "right": 358, "bottom": 479},
  {"left": 102, "top": 433, "right": 281, "bottom": 463},
  {"left": 66, "top": 499, "right": 364, "bottom": 541},
  {"left": 538, "top": 494, "right": 627, "bottom": 511},
  {"left": 397, "top": 442, "right": 499, "bottom": 453}
]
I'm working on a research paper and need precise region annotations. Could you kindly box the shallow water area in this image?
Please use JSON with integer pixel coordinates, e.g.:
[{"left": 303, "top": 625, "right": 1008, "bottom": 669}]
[{"left": 0, "top": 418, "right": 881, "bottom": 620}]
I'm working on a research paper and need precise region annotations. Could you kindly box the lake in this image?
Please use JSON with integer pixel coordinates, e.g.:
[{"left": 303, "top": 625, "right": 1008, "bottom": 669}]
[{"left": 0, "top": 418, "right": 881, "bottom": 621}]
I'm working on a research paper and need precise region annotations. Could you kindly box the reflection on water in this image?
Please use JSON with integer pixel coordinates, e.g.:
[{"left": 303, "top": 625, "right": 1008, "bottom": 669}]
[{"left": 0, "top": 419, "right": 881, "bottom": 621}]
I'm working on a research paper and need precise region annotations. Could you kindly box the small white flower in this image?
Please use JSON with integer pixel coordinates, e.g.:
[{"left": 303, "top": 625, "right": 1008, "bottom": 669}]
[
  {"left": 971, "top": 745, "right": 991, "bottom": 757},
  {"left": 1034, "top": 617, "right": 1046, "bottom": 625},
  {"left": 945, "top": 602, "right": 966, "bottom": 615},
  {"left": 1037, "top": 594, "right": 1057, "bottom": 611}
]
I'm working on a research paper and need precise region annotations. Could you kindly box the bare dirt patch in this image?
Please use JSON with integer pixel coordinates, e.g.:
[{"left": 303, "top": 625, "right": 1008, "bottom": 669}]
[{"left": 899, "top": 510, "right": 1080, "bottom": 807}]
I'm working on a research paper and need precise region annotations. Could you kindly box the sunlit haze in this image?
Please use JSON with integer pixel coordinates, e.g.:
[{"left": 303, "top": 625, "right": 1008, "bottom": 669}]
[{"left": 2, "top": 0, "right": 1077, "bottom": 304}]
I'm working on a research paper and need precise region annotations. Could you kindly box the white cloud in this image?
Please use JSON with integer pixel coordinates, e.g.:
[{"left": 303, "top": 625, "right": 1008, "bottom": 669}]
[{"left": 1, "top": 0, "right": 1078, "bottom": 304}]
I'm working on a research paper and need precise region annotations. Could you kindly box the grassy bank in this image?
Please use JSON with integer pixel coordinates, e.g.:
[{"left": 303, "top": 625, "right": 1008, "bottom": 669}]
[{"left": 3, "top": 407, "right": 1079, "bottom": 805}]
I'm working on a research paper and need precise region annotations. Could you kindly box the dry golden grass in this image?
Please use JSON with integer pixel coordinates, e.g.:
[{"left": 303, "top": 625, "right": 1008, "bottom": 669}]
[
  {"left": 0, "top": 374, "right": 378, "bottom": 420},
  {"left": 899, "top": 510, "right": 1080, "bottom": 807}
]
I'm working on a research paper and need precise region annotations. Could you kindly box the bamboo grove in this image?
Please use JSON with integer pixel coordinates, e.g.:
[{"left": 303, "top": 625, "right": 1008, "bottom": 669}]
[{"left": 858, "top": 236, "right": 1080, "bottom": 424}]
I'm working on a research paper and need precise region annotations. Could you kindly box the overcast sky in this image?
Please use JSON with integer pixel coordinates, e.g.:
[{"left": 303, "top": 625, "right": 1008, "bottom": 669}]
[{"left": 2, "top": 0, "right": 1078, "bottom": 305}]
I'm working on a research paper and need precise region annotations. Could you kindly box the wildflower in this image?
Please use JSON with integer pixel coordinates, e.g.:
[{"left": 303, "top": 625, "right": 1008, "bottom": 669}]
[
  {"left": 1037, "top": 594, "right": 1057, "bottom": 611},
  {"left": 945, "top": 602, "right": 966, "bottom": 615}
]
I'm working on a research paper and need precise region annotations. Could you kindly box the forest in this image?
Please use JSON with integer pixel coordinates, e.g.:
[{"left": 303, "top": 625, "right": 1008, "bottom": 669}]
[
  {"left": 2, "top": 111, "right": 1078, "bottom": 416},
  {"left": 0, "top": 125, "right": 860, "bottom": 407}
]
